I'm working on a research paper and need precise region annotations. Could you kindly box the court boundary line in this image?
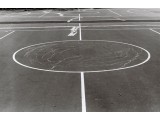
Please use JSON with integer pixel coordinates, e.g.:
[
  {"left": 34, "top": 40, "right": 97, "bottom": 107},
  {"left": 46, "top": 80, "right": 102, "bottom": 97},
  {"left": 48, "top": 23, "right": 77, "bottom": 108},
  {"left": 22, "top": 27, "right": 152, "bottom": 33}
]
[
  {"left": 71, "top": 28, "right": 160, "bottom": 30},
  {"left": 0, "top": 16, "right": 117, "bottom": 18},
  {"left": 0, "top": 26, "right": 74, "bottom": 30},
  {"left": 83, "top": 25, "right": 160, "bottom": 27},
  {"left": 79, "top": 14, "right": 82, "bottom": 41},
  {"left": 2, "top": 27, "right": 160, "bottom": 32},
  {"left": 0, "top": 31, "right": 15, "bottom": 39},
  {"left": 80, "top": 72, "right": 86, "bottom": 112},
  {"left": 4, "top": 28, "right": 160, "bottom": 31},
  {"left": 150, "top": 28, "right": 160, "bottom": 35},
  {"left": 1, "top": 24, "right": 160, "bottom": 30}
]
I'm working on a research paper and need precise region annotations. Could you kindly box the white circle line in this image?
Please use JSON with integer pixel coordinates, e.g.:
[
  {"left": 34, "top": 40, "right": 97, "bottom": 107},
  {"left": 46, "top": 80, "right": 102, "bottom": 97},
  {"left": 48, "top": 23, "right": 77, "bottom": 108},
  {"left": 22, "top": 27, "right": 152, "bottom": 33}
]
[{"left": 12, "top": 40, "right": 151, "bottom": 73}]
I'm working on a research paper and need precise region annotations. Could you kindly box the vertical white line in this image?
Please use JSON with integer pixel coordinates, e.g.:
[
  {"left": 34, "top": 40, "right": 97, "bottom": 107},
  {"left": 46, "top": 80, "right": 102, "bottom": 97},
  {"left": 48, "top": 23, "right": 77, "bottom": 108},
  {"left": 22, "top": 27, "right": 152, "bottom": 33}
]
[
  {"left": 79, "top": 14, "right": 82, "bottom": 40},
  {"left": 79, "top": 14, "right": 86, "bottom": 112},
  {"left": 81, "top": 72, "right": 86, "bottom": 112}
]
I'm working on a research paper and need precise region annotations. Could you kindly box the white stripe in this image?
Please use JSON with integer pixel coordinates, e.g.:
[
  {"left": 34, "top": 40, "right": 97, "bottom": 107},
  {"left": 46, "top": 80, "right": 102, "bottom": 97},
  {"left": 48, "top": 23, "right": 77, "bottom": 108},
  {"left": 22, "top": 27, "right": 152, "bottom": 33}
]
[
  {"left": 150, "top": 29, "right": 160, "bottom": 35},
  {"left": 9, "top": 28, "right": 160, "bottom": 31},
  {"left": 0, "top": 26, "right": 73, "bottom": 30},
  {"left": 79, "top": 14, "right": 82, "bottom": 41},
  {"left": 1, "top": 16, "right": 118, "bottom": 18},
  {"left": 79, "top": 14, "right": 86, "bottom": 112},
  {"left": 0, "top": 31, "right": 14, "bottom": 39},
  {"left": 1, "top": 24, "right": 160, "bottom": 30},
  {"left": 81, "top": 72, "right": 86, "bottom": 112},
  {"left": 67, "top": 16, "right": 79, "bottom": 22},
  {"left": 108, "top": 9, "right": 122, "bottom": 16}
]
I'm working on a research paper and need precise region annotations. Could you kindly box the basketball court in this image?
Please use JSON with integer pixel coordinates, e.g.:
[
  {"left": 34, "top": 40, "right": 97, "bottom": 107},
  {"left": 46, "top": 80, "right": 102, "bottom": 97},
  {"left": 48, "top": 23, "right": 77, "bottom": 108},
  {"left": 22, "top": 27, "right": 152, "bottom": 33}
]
[{"left": 0, "top": 8, "right": 160, "bottom": 111}]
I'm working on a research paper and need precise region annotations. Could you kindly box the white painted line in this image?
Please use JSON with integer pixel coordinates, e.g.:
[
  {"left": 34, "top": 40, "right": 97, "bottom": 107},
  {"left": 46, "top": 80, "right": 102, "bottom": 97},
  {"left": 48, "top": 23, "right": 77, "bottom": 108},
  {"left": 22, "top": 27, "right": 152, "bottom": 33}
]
[
  {"left": 79, "top": 14, "right": 86, "bottom": 112},
  {"left": 81, "top": 72, "right": 86, "bottom": 112},
  {"left": 79, "top": 14, "right": 82, "bottom": 41},
  {"left": 67, "top": 16, "right": 79, "bottom": 22},
  {"left": 12, "top": 40, "right": 151, "bottom": 73},
  {"left": 0, "top": 26, "right": 73, "bottom": 30},
  {"left": 9, "top": 27, "right": 160, "bottom": 31},
  {"left": 5, "top": 29, "right": 71, "bottom": 31},
  {"left": 82, "top": 25, "right": 160, "bottom": 27},
  {"left": 81, "top": 15, "right": 107, "bottom": 17},
  {"left": 75, "top": 28, "right": 153, "bottom": 30},
  {"left": 0, "top": 16, "right": 116, "bottom": 18},
  {"left": 0, "top": 31, "right": 14, "bottom": 39},
  {"left": 1, "top": 24, "right": 160, "bottom": 31},
  {"left": 108, "top": 9, "right": 122, "bottom": 16},
  {"left": 150, "top": 29, "right": 160, "bottom": 35}
]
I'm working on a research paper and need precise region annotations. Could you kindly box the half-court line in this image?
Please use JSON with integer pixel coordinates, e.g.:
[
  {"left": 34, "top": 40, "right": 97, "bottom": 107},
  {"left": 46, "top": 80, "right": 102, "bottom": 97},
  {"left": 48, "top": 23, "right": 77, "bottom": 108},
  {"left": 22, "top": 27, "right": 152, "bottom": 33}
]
[{"left": 79, "top": 14, "right": 86, "bottom": 112}]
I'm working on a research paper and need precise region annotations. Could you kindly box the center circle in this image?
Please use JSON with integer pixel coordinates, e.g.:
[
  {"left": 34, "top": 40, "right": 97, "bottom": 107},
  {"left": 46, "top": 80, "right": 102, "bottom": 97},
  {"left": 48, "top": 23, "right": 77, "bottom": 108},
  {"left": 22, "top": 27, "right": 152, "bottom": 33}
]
[{"left": 13, "top": 40, "right": 150, "bottom": 73}]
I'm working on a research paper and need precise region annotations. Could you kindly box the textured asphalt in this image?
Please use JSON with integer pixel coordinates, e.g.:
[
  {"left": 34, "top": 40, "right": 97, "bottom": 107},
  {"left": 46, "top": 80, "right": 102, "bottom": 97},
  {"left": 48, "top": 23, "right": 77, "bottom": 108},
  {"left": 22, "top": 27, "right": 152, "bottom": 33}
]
[{"left": 0, "top": 8, "right": 160, "bottom": 112}]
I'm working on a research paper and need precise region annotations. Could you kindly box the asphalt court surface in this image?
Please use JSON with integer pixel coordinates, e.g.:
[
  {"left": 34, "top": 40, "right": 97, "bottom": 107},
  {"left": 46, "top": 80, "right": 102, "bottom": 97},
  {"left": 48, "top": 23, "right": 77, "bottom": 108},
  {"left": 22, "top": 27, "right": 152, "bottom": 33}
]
[{"left": 1, "top": 8, "right": 160, "bottom": 112}]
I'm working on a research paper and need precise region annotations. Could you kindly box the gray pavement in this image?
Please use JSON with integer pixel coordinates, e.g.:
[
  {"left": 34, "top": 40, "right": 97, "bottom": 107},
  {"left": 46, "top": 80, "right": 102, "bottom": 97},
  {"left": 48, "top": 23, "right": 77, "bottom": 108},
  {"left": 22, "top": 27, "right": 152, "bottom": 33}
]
[{"left": 0, "top": 8, "right": 160, "bottom": 112}]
